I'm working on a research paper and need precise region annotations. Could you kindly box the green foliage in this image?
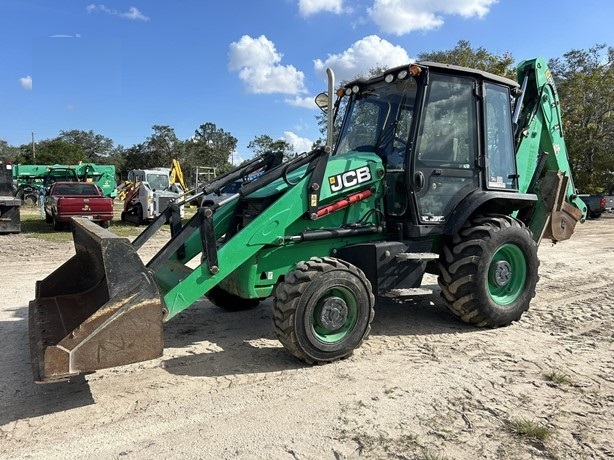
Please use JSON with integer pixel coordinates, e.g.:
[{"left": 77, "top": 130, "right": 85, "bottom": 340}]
[
  {"left": 549, "top": 44, "right": 614, "bottom": 193},
  {"left": 544, "top": 370, "right": 572, "bottom": 386},
  {"left": 0, "top": 139, "right": 20, "bottom": 162},
  {"left": 33, "top": 139, "right": 85, "bottom": 164},
  {"left": 247, "top": 134, "right": 293, "bottom": 158},
  {"left": 185, "top": 122, "right": 237, "bottom": 177},
  {"left": 508, "top": 418, "right": 555, "bottom": 441},
  {"left": 417, "top": 40, "right": 515, "bottom": 78},
  {"left": 57, "top": 130, "right": 115, "bottom": 162}
]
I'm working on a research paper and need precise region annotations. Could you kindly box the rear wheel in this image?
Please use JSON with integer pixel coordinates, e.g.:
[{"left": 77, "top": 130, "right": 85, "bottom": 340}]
[
  {"left": 438, "top": 215, "right": 539, "bottom": 327},
  {"left": 52, "top": 213, "right": 63, "bottom": 231},
  {"left": 206, "top": 286, "right": 260, "bottom": 311},
  {"left": 273, "top": 257, "right": 374, "bottom": 364}
]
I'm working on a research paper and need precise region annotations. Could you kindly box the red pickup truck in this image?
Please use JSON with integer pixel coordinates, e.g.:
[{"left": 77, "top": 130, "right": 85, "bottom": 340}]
[{"left": 44, "top": 181, "right": 114, "bottom": 230}]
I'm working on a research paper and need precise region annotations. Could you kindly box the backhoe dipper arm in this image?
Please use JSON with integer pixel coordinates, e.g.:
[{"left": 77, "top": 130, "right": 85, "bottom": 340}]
[{"left": 514, "top": 57, "right": 585, "bottom": 243}]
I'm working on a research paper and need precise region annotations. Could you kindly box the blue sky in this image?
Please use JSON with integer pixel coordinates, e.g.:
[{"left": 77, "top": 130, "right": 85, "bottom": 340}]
[{"left": 1, "top": 1, "right": 613, "bottom": 163}]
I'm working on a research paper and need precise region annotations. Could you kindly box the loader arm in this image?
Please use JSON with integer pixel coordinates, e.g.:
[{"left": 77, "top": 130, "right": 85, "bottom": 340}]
[
  {"left": 151, "top": 151, "right": 384, "bottom": 320},
  {"left": 514, "top": 57, "right": 585, "bottom": 243},
  {"left": 29, "top": 148, "right": 385, "bottom": 381}
]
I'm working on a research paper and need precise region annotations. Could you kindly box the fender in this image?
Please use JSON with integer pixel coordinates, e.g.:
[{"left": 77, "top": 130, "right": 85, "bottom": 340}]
[{"left": 444, "top": 190, "right": 537, "bottom": 235}]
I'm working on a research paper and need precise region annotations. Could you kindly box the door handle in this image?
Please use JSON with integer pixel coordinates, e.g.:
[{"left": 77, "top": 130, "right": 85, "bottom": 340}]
[{"left": 414, "top": 171, "right": 425, "bottom": 192}]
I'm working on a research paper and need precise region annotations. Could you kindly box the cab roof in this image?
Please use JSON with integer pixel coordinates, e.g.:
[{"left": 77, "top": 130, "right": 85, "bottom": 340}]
[{"left": 346, "top": 61, "right": 519, "bottom": 89}]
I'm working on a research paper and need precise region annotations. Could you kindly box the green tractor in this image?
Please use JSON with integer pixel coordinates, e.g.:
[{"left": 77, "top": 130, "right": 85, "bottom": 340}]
[{"left": 29, "top": 58, "right": 585, "bottom": 382}]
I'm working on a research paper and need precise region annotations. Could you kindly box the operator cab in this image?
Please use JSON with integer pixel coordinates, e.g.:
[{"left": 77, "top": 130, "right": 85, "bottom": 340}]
[
  {"left": 128, "top": 169, "right": 171, "bottom": 191},
  {"left": 334, "top": 62, "right": 520, "bottom": 238}
]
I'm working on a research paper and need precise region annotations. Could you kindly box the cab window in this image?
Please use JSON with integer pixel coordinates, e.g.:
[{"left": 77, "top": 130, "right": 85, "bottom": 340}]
[{"left": 484, "top": 83, "right": 517, "bottom": 189}]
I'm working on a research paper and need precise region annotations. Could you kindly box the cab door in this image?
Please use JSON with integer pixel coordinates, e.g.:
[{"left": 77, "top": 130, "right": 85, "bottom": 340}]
[{"left": 413, "top": 74, "right": 479, "bottom": 223}]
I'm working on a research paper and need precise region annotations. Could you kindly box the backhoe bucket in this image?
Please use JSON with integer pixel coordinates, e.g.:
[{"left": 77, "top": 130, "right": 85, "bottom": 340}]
[{"left": 29, "top": 217, "right": 164, "bottom": 383}]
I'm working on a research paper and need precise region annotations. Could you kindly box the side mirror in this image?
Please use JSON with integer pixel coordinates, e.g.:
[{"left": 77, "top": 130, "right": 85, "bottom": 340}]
[{"left": 314, "top": 92, "right": 329, "bottom": 113}]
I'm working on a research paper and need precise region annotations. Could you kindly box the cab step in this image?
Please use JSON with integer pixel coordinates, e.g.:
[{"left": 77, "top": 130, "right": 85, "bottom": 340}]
[
  {"left": 395, "top": 252, "right": 440, "bottom": 262},
  {"left": 381, "top": 288, "right": 433, "bottom": 298}
]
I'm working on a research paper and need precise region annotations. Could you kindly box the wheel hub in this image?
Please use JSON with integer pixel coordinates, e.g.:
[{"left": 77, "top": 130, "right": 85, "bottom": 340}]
[
  {"left": 490, "top": 260, "right": 512, "bottom": 287},
  {"left": 317, "top": 297, "right": 348, "bottom": 330}
]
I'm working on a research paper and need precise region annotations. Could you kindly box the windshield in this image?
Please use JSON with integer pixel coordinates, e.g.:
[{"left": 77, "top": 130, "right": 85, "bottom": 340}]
[
  {"left": 146, "top": 173, "right": 169, "bottom": 190},
  {"left": 335, "top": 76, "right": 418, "bottom": 170}
]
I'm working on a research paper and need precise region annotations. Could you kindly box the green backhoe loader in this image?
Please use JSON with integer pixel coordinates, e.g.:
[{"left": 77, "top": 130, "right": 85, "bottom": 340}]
[{"left": 29, "top": 58, "right": 586, "bottom": 382}]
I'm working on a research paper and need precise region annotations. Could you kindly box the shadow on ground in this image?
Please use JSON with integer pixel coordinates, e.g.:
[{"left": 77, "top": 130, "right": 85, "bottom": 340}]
[
  {"left": 0, "top": 289, "right": 474, "bottom": 423},
  {"left": 161, "top": 290, "right": 473, "bottom": 378},
  {"left": 0, "top": 304, "right": 95, "bottom": 426}
]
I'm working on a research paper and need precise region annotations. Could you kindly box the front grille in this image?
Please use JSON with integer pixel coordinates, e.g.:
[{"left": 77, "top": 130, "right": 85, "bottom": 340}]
[{"left": 156, "top": 196, "right": 173, "bottom": 214}]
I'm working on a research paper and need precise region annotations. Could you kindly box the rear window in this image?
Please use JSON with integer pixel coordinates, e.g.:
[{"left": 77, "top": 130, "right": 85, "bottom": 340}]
[{"left": 53, "top": 183, "right": 99, "bottom": 196}]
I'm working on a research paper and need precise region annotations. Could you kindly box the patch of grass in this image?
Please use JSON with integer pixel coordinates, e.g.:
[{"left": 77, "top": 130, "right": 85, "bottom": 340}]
[
  {"left": 19, "top": 206, "right": 73, "bottom": 242},
  {"left": 18, "top": 202, "right": 171, "bottom": 241},
  {"left": 544, "top": 370, "right": 572, "bottom": 386},
  {"left": 508, "top": 418, "right": 555, "bottom": 441}
]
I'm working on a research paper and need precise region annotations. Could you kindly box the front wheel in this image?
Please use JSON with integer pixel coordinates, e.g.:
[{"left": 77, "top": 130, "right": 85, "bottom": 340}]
[
  {"left": 273, "top": 257, "right": 375, "bottom": 364},
  {"left": 438, "top": 215, "right": 539, "bottom": 327}
]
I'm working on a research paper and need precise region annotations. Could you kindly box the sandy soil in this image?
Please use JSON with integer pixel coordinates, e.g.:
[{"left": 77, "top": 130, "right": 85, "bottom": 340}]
[{"left": 0, "top": 215, "right": 613, "bottom": 460}]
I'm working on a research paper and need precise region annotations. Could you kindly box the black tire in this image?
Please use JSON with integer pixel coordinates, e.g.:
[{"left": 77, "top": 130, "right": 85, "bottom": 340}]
[
  {"left": 44, "top": 211, "right": 53, "bottom": 224},
  {"left": 438, "top": 215, "right": 539, "bottom": 327},
  {"left": 206, "top": 286, "right": 260, "bottom": 311},
  {"left": 100, "top": 220, "right": 110, "bottom": 229},
  {"left": 135, "top": 203, "right": 144, "bottom": 226},
  {"left": 273, "top": 257, "right": 375, "bottom": 364},
  {"left": 52, "top": 213, "right": 63, "bottom": 231}
]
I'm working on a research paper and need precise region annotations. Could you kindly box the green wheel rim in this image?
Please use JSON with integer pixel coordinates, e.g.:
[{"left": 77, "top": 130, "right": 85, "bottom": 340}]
[
  {"left": 487, "top": 243, "right": 527, "bottom": 305},
  {"left": 311, "top": 287, "right": 358, "bottom": 343}
]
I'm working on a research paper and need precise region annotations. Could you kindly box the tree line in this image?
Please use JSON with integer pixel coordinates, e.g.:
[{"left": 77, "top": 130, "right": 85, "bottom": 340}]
[
  {"left": 1, "top": 41, "right": 612, "bottom": 193},
  {"left": 0, "top": 123, "right": 295, "bottom": 188}
]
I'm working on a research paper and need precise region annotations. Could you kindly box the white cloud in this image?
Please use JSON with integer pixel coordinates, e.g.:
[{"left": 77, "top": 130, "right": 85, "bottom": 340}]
[
  {"left": 314, "top": 35, "right": 411, "bottom": 82},
  {"left": 50, "top": 33, "right": 81, "bottom": 38},
  {"left": 282, "top": 131, "right": 314, "bottom": 154},
  {"left": 285, "top": 96, "right": 318, "bottom": 109},
  {"left": 86, "top": 4, "right": 149, "bottom": 21},
  {"left": 368, "top": 0, "right": 497, "bottom": 35},
  {"left": 228, "top": 35, "right": 307, "bottom": 95},
  {"left": 19, "top": 75, "right": 32, "bottom": 90},
  {"left": 298, "top": 0, "right": 343, "bottom": 17}
]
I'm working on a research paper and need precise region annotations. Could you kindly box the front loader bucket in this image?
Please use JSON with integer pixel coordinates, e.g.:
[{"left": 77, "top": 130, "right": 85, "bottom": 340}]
[{"left": 29, "top": 217, "right": 164, "bottom": 383}]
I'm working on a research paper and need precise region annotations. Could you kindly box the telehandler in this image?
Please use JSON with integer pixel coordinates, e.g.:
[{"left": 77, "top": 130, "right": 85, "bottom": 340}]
[{"left": 29, "top": 58, "right": 586, "bottom": 382}]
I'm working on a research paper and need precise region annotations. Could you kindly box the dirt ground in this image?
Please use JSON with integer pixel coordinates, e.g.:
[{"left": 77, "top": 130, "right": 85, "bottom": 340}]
[{"left": 0, "top": 214, "right": 613, "bottom": 460}]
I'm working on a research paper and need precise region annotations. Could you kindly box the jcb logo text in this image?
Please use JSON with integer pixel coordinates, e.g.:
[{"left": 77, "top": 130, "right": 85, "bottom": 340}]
[{"left": 329, "top": 166, "right": 371, "bottom": 192}]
